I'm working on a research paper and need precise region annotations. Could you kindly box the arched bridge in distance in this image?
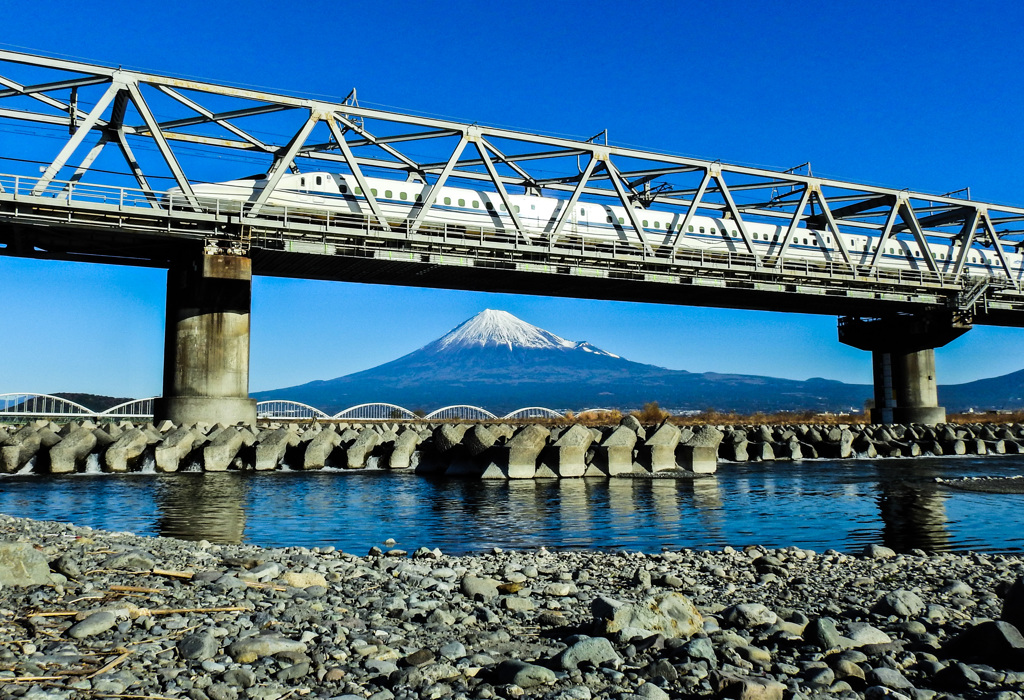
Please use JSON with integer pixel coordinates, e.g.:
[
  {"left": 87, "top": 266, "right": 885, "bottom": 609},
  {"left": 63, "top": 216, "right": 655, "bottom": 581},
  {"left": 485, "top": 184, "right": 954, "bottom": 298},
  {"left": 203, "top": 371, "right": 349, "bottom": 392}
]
[
  {"left": 1, "top": 49, "right": 1023, "bottom": 427},
  {"left": 0, "top": 394, "right": 566, "bottom": 422}
]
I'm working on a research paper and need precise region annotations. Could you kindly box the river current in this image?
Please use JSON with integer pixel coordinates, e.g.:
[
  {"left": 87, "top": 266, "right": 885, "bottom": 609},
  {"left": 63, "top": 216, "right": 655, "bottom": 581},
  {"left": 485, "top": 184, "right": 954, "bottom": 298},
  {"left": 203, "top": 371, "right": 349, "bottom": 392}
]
[{"left": 1, "top": 455, "right": 1022, "bottom": 555}]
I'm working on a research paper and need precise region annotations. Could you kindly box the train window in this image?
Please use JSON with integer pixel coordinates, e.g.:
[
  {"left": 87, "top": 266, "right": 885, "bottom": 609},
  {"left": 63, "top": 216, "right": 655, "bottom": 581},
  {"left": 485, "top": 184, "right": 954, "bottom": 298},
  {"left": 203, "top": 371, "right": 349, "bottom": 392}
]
[
  {"left": 607, "top": 216, "right": 613, "bottom": 223},
  {"left": 580, "top": 208, "right": 586, "bottom": 216},
  {"left": 699, "top": 227, "right": 705, "bottom": 233},
  {"left": 340, "top": 185, "right": 348, "bottom": 194},
  {"left": 458, "top": 198, "right": 465, "bottom": 207},
  {"left": 803, "top": 238, "right": 808, "bottom": 245},
  {"left": 889, "top": 248, "right": 894, "bottom": 254},
  {"left": 316, "top": 176, "right": 322, "bottom": 186},
  {"left": 371, "top": 188, "right": 378, "bottom": 197},
  {"left": 618, "top": 217, "right": 625, "bottom": 224},
  {"left": 472, "top": 200, "right": 479, "bottom": 208},
  {"left": 485, "top": 202, "right": 494, "bottom": 210},
  {"left": 444, "top": 197, "right": 451, "bottom": 205},
  {"left": 732, "top": 230, "right": 738, "bottom": 237},
  {"left": 774, "top": 234, "right": 779, "bottom": 241},
  {"left": 416, "top": 194, "right": 423, "bottom": 201},
  {"left": 654, "top": 221, "right": 660, "bottom": 228},
  {"left": 531, "top": 204, "right": 536, "bottom": 210},
  {"left": 688, "top": 225, "right": 694, "bottom": 232},
  {"left": 500, "top": 203, "right": 506, "bottom": 211},
  {"left": 300, "top": 177, "right": 306, "bottom": 187},
  {"left": 514, "top": 205, "right": 521, "bottom": 213},
  {"left": 385, "top": 190, "right": 392, "bottom": 199},
  {"left": 642, "top": 220, "right": 649, "bottom": 227},
  {"left": 400, "top": 192, "right": 408, "bottom": 200},
  {"left": 355, "top": 187, "right": 362, "bottom": 195},
  {"left": 915, "top": 251, "right": 920, "bottom": 257},
  {"left": 753, "top": 233, "right": 758, "bottom": 240}
]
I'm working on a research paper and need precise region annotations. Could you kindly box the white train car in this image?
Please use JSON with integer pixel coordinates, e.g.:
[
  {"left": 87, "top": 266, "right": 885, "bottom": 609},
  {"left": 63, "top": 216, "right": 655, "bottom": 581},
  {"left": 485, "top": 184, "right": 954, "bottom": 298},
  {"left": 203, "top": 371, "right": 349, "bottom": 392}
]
[{"left": 173, "top": 172, "right": 1024, "bottom": 282}]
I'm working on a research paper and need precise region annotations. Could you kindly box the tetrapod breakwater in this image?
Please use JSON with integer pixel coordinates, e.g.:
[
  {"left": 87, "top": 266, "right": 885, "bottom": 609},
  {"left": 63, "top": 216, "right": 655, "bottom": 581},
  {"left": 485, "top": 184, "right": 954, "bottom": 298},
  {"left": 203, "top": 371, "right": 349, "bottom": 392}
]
[{"left": 2, "top": 417, "right": 1023, "bottom": 478}]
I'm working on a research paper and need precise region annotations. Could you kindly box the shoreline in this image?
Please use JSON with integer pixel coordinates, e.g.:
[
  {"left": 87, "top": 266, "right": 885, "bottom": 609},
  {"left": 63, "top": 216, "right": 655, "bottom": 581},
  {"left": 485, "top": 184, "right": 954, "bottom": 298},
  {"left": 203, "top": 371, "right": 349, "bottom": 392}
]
[{"left": 2, "top": 514, "right": 1024, "bottom": 699}]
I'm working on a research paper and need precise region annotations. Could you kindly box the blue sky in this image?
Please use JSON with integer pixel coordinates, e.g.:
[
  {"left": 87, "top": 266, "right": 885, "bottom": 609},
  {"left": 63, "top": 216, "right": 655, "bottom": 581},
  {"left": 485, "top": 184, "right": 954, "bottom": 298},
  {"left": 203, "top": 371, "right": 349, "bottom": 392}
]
[{"left": 1, "top": 0, "right": 1023, "bottom": 399}]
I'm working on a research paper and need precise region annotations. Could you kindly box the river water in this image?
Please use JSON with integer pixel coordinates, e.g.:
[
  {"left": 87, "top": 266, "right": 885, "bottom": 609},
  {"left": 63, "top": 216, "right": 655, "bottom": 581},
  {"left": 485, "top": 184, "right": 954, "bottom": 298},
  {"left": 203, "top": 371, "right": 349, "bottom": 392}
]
[{"left": 1, "top": 456, "right": 1022, "bottom": 555}]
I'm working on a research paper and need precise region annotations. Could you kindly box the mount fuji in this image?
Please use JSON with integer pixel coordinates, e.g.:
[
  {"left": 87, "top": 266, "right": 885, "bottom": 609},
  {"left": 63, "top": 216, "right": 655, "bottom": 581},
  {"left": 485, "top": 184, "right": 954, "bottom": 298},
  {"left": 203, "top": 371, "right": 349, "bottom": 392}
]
[{"left": 253, "top": 309, "right": 873, "bottom": 414}]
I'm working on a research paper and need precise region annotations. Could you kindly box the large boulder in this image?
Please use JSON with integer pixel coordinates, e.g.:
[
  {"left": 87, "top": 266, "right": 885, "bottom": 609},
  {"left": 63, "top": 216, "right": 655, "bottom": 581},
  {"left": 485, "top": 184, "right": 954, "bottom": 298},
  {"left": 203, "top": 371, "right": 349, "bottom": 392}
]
[
  {"left": 592, "top": 592, "right": 702, "bottom": 641},
  {"left": 0, "top": 542, "right": 51, "bottom": 586}
]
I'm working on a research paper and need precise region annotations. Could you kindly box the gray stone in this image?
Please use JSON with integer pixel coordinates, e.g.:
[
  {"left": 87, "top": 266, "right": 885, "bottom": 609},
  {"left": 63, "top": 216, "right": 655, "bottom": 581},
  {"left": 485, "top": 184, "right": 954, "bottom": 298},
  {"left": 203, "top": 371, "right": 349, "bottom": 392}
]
[
  {"left": 495, "top": 659, "right": 557, "bottom": 688},
  {"left": 714, "top": 673, "right": 786, "bottom": 700},
  {"left": 941, "top": 620, "right": 1024, "bottom": 670},
  {"left": 846, "top": 622, "right": 892, "bottom": 647},
  {"left": 178, "top": 631, "right": 219, "bottom": 660},
  {"left": 255, "top": 428, "right": 297, "bottom": 471},
  {"left": 302, "top": 427, "right": 340, "bottom": 470},
  {"left": 873, "top": 589, "right": 926, "bottom": 618},
  {"left": 461, "top": 574, "right": 501, "bottom": 600},
  {"left": 804, "top": 617, "right": 842, "bottom": 650},
  {"left": 863, "top": 544, "right": 897, "bottom": 559},
  {"left": 439, "top": 641, "right": 466, "bottom": 660},
  {"left": 388, "top": 429, "right": 420, "bottom": 470},
  {"left": 104, "top": 549, "right": 156, "bottom": 570},
  {"left": 1003, "top": 577, "right": 1024, "bottom": 631},
  {"left": 346, "top": 429, "right": 380, "bottom": 469},
  {"left": 558, "top": 636, "right": 621, "bottom": 670},
  {"left": 598, "top": 425, "right": 638, "bottom": 476},
  {"left": 722, "top": 603, "right": 778, "bottom": 628},
  {"left": 0, "top": 542, "right": 51, "bottom": 586},
  {"left": 866, "top": 667, "right": 915, "bottom": 691},
  {"left": 68, "top": 611, "right": 117, "bottom": 639},
  {"left": 227, "top": 633, "right": 306, "bottom": 663},
  {"left": 205, "top": 428, "right": 247, "bottom": 471}
]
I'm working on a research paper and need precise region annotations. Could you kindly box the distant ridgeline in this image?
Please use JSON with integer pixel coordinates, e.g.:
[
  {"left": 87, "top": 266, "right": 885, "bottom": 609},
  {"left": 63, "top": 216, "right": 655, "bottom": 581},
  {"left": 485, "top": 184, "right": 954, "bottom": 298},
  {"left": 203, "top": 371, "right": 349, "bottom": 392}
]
[{"left": 53, "top": 393, "right": 135, "bottom": 413}]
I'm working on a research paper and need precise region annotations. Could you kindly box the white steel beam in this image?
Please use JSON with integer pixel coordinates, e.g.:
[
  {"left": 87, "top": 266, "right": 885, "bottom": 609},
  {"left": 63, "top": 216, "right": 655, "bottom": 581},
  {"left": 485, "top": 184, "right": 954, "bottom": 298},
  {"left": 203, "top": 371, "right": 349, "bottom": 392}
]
[
  {"left": 325, "top": 115, "right": 390, "bottom": 232},
  {"left": 605, "top": 158, "right": 653, "bottom": 255},
  {"left": 408, "top": 135, "right": 468, "bottom": 234},
  {"left": 471, "top": 137, "right": 529, "bottom": 243},
  {"left": 247, "top": 111, "right": 320, "bottom": 217},
  {"left": 550, "top": 156, "right": 598, "bottom": 239}
]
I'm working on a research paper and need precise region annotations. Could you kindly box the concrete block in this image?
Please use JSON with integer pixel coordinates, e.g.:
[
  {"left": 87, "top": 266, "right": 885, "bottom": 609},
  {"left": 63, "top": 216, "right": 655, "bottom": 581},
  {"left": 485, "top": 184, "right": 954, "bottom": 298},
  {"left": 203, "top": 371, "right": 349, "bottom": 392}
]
[
  {"left": 619, "top": 415, "right": 646, "bottom": 439},
  {"left": 597, "top": 425, "right": 638, "bottom": 476},
  {"left": 434, "top": 424, "right": 470, "bottom": 453},
  {"left": 750, "top": 441, "right": 775, "bottom": 461},
  {"left": 639, "top": 423, "right": 681, "bottom": 472},
  {"left": 502, "top": 424, "right": 549, "bottom": 478},
  {"left": 154, "top": 427, "right": 195, "bottom": 473},
  {"left": 155, "top": 419, "right": 176, "bottom": 433},
  {"left": 255, "top": 428, "right": 297, "bottom": 471},
  {"left": 2, "top": 434, "right": 41, "bottom": 473},
  {"left": 463, "top": 425, "right": 498, "bottom": 457},
  {"left": 345, "top": 428, "right": 380, "bottom": 469},
  {"left": 677, "top": 426, "right": 722, "bottom": 474},
  {"left": 49, "top": 427, "right": 98, "bottom": 474},
  {"left": 204, "top": 427, "right": 247, "bottom": 471},
  {"left": 104, "top": 428, "right": 149, "bottom": 472},
  {"left": 551, "top": 424, "right": 594, "bottom": 478},
  {"left": 303, "top": 427, "right": 340, "bottom": 470},
  {"left": 388, "top": 429, "right": 421, "bottom": 470}
]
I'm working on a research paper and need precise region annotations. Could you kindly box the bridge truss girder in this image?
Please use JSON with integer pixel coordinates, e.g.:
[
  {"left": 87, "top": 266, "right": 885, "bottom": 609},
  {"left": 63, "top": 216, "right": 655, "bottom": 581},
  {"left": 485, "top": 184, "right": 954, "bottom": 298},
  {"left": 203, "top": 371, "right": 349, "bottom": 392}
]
[{"left": 1, "top": 48, "right": 1023, "bottom": 295}]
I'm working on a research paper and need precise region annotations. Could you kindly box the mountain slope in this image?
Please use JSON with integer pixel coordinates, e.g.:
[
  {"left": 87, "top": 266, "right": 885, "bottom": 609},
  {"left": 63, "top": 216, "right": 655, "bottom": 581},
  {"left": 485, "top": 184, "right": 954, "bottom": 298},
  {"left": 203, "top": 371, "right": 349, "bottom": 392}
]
[
  {"left": 939, "top": 369, "right": 1024, "bottom": 412},
  {"left": 254, "top": 309, "right": 871, "bottom": 414}
]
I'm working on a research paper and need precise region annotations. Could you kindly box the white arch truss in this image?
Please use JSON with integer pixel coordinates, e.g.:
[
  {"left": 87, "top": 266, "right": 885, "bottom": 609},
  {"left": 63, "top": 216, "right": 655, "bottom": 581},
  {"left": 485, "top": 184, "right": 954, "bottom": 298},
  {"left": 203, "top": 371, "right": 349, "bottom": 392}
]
[
  {"left": 424, "top": 405, "right": 498, "bottom": 421},
  {"left": 101, "top": 397, "right": 156, "bottom": 418},
  {"left": 332, "top": 403, "right": 418, "bottom": 420},
  {"left": 502, "top": 406, "right": 565, "bottom": 420},
  {"left": 256, "top": 400, "right": 330, "bottom": 419},
  {"left": 0, "top": 393, "right": 95, "bottom": 417}
]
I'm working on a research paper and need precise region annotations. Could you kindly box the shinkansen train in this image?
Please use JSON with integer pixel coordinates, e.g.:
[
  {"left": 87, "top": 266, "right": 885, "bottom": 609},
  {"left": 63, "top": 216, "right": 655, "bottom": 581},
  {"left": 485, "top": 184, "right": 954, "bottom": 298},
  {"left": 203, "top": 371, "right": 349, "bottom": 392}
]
[{"left": 172, "top": 172, "right": 1024, "bottom": 281}]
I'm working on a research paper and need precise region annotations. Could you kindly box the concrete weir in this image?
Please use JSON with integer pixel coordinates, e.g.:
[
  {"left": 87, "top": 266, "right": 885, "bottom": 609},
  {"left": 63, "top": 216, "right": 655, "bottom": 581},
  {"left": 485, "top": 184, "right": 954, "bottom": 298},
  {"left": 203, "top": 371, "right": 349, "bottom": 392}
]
[
  {"left": 3, "top": 418, "right": 1023, "bottom": 477},
  {"left": 154, "top": 254, "right": 256, "bottom": 427}
]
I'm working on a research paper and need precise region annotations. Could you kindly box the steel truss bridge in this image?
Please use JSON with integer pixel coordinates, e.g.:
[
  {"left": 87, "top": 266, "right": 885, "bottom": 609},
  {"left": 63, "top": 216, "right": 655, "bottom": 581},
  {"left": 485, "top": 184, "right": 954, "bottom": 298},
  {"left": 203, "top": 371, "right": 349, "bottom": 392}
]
[{"left": 0, "top": 49, "right": 1022, "bottom": 324}]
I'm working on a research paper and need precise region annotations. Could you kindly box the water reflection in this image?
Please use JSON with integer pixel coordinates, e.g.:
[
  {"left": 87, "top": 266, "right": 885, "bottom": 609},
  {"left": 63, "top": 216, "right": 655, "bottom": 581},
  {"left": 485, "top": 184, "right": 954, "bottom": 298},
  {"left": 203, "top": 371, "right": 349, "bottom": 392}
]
[
  {"left": 155, "top": 473, "right": 247, "bottom": 543},
  {"left": 0, "top": 456, "right": 1021, "bottom": 554},
  {"left": 877, "top": 481, "right": 950, "bottom": 552}
]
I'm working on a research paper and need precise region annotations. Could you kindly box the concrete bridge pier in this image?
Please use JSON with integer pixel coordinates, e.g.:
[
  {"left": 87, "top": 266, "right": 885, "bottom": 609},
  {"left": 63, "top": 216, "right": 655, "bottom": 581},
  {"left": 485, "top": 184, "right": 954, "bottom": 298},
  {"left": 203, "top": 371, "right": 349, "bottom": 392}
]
[
  {"left": 153, "top": 253, "right": 256, "bottom": 427},
  {"left": 839, "top": 314, "right": 970, "bottom": 425}
]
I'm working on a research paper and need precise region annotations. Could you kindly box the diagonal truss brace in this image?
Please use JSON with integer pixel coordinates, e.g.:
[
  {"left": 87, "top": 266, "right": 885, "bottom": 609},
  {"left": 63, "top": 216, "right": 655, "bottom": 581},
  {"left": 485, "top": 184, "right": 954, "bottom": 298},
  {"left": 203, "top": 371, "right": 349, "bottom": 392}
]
[
  {"left": 471, "top": 133, "right": 529, "bottom": 244},
  {"left": 325, "top": 115, "right": 390, "bottom": 232}
]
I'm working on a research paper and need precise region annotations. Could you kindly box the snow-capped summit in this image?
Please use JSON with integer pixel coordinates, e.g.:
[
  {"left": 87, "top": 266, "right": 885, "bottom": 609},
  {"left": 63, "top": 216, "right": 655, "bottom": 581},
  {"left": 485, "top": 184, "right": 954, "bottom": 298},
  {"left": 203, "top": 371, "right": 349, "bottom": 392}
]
[{"left": 430, "top": 309, "right": 619, "bottom": 357}]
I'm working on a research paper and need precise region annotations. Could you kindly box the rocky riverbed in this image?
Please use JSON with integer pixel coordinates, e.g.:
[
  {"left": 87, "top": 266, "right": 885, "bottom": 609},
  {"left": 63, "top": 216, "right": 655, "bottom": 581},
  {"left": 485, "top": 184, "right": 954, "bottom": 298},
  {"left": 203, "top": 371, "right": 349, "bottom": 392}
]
[{"left": 2, "top": 515, "right": 1024, "bottom": 700}]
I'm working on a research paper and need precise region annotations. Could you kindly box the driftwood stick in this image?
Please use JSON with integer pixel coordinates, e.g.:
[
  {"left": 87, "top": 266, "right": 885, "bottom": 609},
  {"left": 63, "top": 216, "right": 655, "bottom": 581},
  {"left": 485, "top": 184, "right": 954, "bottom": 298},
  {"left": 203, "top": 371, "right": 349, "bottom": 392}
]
[{"left": 88, "top": 651, "right": 132, "bottom": 679}]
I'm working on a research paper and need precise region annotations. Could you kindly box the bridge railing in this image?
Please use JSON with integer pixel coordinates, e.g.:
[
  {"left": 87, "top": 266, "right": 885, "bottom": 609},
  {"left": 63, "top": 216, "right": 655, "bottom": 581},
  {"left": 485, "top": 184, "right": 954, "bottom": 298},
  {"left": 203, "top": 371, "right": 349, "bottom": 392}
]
[{"left": 2, "top": 171, "right": 1015, "bottom": 296}]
